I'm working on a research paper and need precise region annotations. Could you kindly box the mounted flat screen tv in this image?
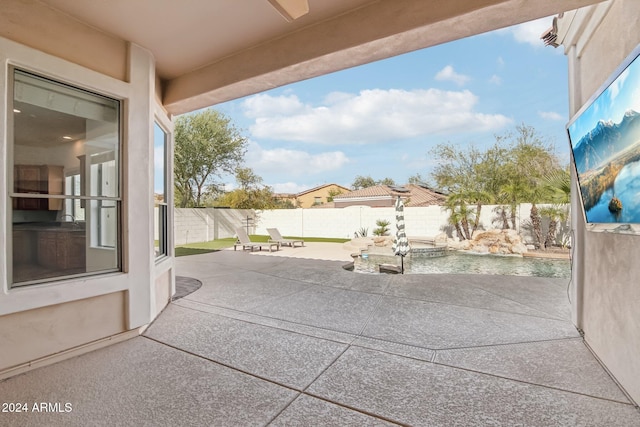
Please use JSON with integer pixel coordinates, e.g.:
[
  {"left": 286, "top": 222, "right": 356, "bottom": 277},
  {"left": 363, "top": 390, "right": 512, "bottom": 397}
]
[{"left": 567, "top": 43, "right": 640, "bottom": 232}]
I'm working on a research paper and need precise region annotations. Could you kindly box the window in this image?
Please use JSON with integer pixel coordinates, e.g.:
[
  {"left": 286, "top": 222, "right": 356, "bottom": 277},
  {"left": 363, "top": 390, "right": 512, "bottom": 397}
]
[
  {"left": 64, "top": 174, "right": 85, "bottom": 221},
  {"left": 9, "top": 69, "right": 121, "bottom": 286},
  {"left": 154, "top": 122, "right": 168, "bottom": 259}
]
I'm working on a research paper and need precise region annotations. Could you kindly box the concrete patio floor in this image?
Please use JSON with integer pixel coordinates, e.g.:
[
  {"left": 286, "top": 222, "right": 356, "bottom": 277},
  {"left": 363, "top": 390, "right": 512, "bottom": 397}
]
[{"left": 1, "top": 247, "right": 639, "bottom": 426}]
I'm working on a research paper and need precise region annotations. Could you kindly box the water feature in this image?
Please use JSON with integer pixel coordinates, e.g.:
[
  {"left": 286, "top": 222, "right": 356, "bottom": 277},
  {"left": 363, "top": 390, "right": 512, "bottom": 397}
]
[{"left": 353, "top": 251, "right": 570, "bottom": 278}]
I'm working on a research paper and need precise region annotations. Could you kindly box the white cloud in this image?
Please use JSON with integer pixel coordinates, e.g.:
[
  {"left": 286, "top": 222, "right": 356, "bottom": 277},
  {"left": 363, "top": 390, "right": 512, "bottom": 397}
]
[
  {"left": 435, "top": 65, "right": 471, "bottom": 86},
  {"left": 498, "top": 16, "right": 554, "bottom": 48},
  {"left": 489, "top": 74, "right": 502, "bottom": 85},
  {"left": 243, "top": 89, "right": 511, "bottom": 145},
  {"left": 400, "top": 153, "right": 439, "bottom": 172},
  {"left": 538, "top": 111, "right": 564, "bottom": 121},
  {"left": 271, "top": 182, "right": 315, "bottom": 194},
  {"left": 609, "top": 66, "right": 630, "bottom": 103},
  {"left": 245, "top": 141, "right": 350, "bottom": 177},
  {"left": 243, "top": 93, "right": 308, "bottom": 118}
]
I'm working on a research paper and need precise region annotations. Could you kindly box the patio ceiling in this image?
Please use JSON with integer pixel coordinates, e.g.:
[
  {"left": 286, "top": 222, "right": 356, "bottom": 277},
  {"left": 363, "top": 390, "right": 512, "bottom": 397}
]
[{"left": 40, "top": 0, "right": 605, "bottom": 115}]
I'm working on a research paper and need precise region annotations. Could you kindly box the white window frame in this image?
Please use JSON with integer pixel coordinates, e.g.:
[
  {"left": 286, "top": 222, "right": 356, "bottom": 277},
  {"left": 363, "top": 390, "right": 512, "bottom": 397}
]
[
  {"left": 153, "top": 104, "right": 174, "bottom": 268},
  {"left": 154, "top": 120, "right": 169, "bottom": 260},
  {"left": 0, "top": 37, "right": 133, "bottom": 316}
]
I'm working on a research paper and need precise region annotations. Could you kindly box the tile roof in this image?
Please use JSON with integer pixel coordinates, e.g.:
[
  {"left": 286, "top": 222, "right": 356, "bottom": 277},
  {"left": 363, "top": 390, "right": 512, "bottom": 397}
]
[
  {"left": 333, "top": 184, "right": 446, "bottom": 207},
  {"left": 403, "top": 184, "right": 447, "bottom": 206},
  {"left": 333, "top": 185, "right": 390, "bottom": 198},
  {"left": 295, "top": 183, "right": 350, "bottom": 197}
]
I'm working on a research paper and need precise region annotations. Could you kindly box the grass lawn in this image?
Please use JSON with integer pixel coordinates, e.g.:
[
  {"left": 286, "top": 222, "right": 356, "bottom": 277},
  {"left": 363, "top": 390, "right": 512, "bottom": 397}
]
[{"left": 175, "top": 235, "right": 349, "bottom": 257}]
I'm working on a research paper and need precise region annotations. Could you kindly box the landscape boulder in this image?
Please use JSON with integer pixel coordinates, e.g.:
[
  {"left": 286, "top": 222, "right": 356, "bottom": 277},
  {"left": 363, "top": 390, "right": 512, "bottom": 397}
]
[{"left": 449, "top": 229, "right": 529, "bottom": 255}]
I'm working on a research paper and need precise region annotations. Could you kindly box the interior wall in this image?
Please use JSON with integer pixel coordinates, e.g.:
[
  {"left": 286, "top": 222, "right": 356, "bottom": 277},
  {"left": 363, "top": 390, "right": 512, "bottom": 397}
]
[
  {"left": 562, "top": 0, "right": 640, "bottom": 405},
  {"left": 0, "top": 292, "right": 126, "bottom": 371}
]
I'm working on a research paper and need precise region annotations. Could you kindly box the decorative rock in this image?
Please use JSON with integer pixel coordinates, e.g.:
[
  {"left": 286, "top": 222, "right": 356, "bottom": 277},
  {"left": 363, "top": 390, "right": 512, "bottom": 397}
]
[
  {"left": 379, "top": 264, "right": 401, "bottom": 274},
  {"left": 511, "top": 243, "right": 528, "bottom": 254},
  {"left": 435, "top": 233, "right": 448, "bottom": 244},
  {"left": 504, "top": 229, "right": 521, "bottom": 244},
  {"left": 472, "top": 244, "right": 490, "bottom": 254},
  {"left": 343, "top": 237, "right": 374, "bottom": 253},
  {"left": 342, "top": 262, "right": 355, "bottom": 271},
  {"left": 447, "top": 228, "right": 530, "bottom": 256},
  {"left": 461, "top": 240, "right": 472, "bottom": 250},
  {"left": 372, "top": 236, "right": 393, "bottom": 247}
]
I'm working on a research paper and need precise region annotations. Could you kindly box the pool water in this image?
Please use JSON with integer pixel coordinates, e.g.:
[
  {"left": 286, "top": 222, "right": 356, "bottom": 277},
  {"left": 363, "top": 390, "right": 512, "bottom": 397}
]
[{"left": 354, "top": 251, "right": 571, "bottom": 278}]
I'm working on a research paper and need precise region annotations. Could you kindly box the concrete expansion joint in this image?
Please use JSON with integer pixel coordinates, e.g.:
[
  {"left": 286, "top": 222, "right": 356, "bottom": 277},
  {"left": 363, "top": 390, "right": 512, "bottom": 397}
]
[
  {"left": 429, "top": 355, "right": 638, "bottom": 407},
  {"left": 278, "top": 391, "right": 411, "bottom": 427},
  {"left": 143, "top": 332, "right": 408, "bottom": 425},
  {"left": 433, "top": 336, "right": 585, "bottom": 353},
  {"left": 174, "top": 298, "right": 357, "bottom": 343},
  {"left": 141, "top": 334, "right": 300, "bottom": 392},
  {"left": 175, "top": 296, "right": 623, "bottom": 406}
]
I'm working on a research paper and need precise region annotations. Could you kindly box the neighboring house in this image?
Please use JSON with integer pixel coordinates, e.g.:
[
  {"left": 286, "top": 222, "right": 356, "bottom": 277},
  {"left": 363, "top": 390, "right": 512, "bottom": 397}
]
[
  {"left": 296, "top": 184, "right": 350, "bottom": 208},
  {"left": 274, "top": 183, "right": 350, "bottom": 208},
  {"left": 272, "top": 192, "right": 298, "bottom": 207},
  {"left": 332, "top": 184, "right": 446, "bottom": 208}
]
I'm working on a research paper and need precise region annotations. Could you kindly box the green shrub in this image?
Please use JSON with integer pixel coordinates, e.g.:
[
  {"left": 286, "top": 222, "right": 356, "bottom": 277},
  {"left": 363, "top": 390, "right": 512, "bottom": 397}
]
[
  {"left": 355, "top": 227, "right": 369, "bottom": 237},
  {"left": 373, "top": 219, "right": 391, "bottom": 236}
]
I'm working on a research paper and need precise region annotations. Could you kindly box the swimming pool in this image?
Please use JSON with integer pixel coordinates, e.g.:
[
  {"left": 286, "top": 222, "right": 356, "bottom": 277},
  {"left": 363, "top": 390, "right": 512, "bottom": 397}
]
[{"left": 353, "top": 251, "right": 571, "bottom": 278}]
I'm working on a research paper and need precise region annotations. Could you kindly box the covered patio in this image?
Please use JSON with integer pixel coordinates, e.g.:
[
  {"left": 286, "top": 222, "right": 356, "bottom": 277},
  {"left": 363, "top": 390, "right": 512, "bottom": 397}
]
[{"left": 1, "top": 249, "right": 637, "bottom": 426}]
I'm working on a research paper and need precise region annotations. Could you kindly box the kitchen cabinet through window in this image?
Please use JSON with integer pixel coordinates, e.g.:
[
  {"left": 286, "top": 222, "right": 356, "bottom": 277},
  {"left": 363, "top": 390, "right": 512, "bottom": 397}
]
[{"left": 9, "top": 68, "right": 121, "bottom": 286}]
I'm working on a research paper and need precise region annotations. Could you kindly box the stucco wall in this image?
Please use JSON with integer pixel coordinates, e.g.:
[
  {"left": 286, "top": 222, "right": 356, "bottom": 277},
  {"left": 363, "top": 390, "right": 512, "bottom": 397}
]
[
  {"left": 0, "top": 13, "right": 173, "bottom": 376},
  {"left": 172, "top": 204, "right": 556, "bottom": 244},
  {"left": 154, "top": 269, "right": 172, "bottom": 318},
  {"left": 560, "top": 0, "right": 640, "bottom": 405},
  {"left": 0, "top": 292, "right": 126, "bottom": 372}
]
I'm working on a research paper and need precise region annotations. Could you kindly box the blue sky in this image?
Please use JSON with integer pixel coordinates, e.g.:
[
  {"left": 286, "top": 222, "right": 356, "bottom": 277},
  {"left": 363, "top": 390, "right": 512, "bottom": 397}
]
[{"left": 214, "top": 17, "right": 570, "bottom": 194}]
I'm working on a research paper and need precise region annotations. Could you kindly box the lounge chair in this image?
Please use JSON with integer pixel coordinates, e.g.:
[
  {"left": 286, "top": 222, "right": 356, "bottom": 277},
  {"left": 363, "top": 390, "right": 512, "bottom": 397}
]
[
  {"left": 234, "top": 227, "right": 279, "bottom": 252},
  {"left": 267, "top": 228, "right": 304, "bottom": 248}
]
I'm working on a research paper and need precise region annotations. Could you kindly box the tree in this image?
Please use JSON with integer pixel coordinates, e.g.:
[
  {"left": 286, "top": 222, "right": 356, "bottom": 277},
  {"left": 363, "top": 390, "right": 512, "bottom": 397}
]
[
  {"left": 351, "top": 175, "right": 396, "bottom": 190},
  {"left": 214, "top": 167, "right": 277, "bottom": 209},
  {"left": 408, "top": 173, "right": 429, "bottom": 185},
  {"left": 431, "top": 143, "right": 500, "bottom": 237},
  {"left": 539, "top": 167, "right": 571, "bottom": 248},
  {"left": 326, "top": 187, "right": 344, "bottom": 202},
  {"left": 504, "top": 124, "right": 562, "bottom": 248},
  {"left": 351, "top": 175, "right": 377, "bottom": 190},
  {"left": 378, "top": 177, "right": 396, "bottom": 186},
  {"left": 500, "top": 181, "right": 528, "bottom": 229},
  {"left": 430, "top": 124, "right": 564, "bottom": 242},
  {"left": 443, "top": 195, "right": 475, "bottom": 240},
  {"left": 174, "top": 109, "right": 247, "bottom": 207}
]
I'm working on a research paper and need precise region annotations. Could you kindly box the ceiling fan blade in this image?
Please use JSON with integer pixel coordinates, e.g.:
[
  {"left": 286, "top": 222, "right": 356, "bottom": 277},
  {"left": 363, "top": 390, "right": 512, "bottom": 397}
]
[{"left": 267, "top": 0, "right": 309, "bottom": 22}]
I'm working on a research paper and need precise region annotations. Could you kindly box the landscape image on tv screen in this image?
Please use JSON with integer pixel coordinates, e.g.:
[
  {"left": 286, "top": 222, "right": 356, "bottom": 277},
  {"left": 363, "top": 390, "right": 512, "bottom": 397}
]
[{"left": 568, "top": 49, "right": 640, "bottom": 224}]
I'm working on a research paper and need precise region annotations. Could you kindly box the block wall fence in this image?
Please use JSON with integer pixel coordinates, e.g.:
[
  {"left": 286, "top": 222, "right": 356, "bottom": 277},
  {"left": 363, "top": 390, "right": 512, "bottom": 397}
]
[{"left": 169, "top": 204, "right": 565, "bottom": 246}]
